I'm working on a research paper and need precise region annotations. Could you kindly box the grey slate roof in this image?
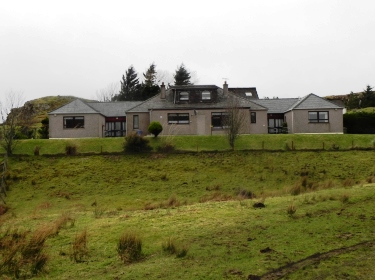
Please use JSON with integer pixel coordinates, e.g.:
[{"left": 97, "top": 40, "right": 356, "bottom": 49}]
[
  {"left": 290, "top": 94, "right": 343, "bottom": 110},
  {"left": 48, "top": 99, "right": 99, "bottom": 115},
  {"left": 48, "top": 99, "right": 142, "bottom": 117},
  {"left": 127, "top": 86, "right": 267, "bottom": 113},
  {"left": 253, "top": 93, "right": 343, "bottom": 114},
  {"left": 88, "top": 101, "right": 141, "bottom": 117},
  {"left": 252, "top": 98, "right": 298, "bottom": 114}
]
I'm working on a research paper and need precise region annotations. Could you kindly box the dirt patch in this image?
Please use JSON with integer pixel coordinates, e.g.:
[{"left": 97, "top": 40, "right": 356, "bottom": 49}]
[{"left": 254, "top": 240, "right": 375, "bottom": 280}]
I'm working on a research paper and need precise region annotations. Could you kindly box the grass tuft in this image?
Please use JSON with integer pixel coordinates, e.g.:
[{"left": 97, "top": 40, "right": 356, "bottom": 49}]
[
  {"left": 287, "top": 203, "right": 297, "bottom": 216},
  {"left": 71, "top": 229, "right": 88, "bottom": 263},
  {"left": 117, "top": 231, "right": 142, "bottom": 264},
  {"left": 162, "top": 237, "right": 189, "bottom": 258}
]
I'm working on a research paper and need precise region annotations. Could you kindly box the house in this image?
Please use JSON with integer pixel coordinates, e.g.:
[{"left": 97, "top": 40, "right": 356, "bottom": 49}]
[
  {"left": 48, "top": 83, "right": 344, "bottom": 138},
  {"left": 252, "top": 95, "right": 344, "bottom": 134},
  {"left": 48, "top": 99, "right": 141, "bottom": 138},
  {"left": 125, "top": 82, "right": 268, "bottom": 136}
]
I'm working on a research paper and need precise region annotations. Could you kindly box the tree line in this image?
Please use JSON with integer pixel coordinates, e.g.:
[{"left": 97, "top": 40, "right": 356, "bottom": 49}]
[
  {"left": 343, "top": 85, "right": 375, "bottom": 110},
  {"left": 100, "top": 63, "right": 194, "bottom": 102}
]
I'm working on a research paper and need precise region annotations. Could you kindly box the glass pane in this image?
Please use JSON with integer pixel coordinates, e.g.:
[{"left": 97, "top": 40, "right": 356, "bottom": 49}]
[
  {"left": 202, "top": 91, "right": 211, "bottom": 100},
  {"left": 309, "top": 112, "right": 318, "bottom": 122},
  {"left": 319, "top": 112, "right": 328, "bottom": 120},
  {"left": 180, "top": 92, "right": 189, "bottom": 100}
]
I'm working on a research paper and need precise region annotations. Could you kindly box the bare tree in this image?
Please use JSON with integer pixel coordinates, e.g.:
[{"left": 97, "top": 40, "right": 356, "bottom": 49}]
[
  {"left": 224, "top": 94, "right": 245, "bottom": 150},
  {"left": 0, "top": 91, "right": 24, "bottom": 155},
  {"left": 95, "top": 82, "right": 120, "bottom": 102},
  {"left": 156, "top": 70, "right": 174, "bottom": 86}
]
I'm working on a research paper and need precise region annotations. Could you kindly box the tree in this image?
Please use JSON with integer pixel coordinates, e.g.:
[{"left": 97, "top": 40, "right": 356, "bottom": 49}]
[
  {"left": 38, "top": 117, "right": 49, "bottom": 139},
  {"left": 174, "top": 63, "right": 192, "bottom": 86},
  {"left": 141, "top": 63, "right": 160, "bottom": 100},
  {"left": 148, "top": 122, "right": 163, "bottom": 137},
  {"left": 223, "top": 95, "right": 245, "bottom": 150},
  {"left": 114, "top": 66, "right": 141, "bottom": 101},
  {"left": 0, "top": 91, "right": 24, "bottom": 155},
  {"left": 96, "top": 82, "right": 119, "bottom": 102},
  {"left": 143, "top": 63, "right": 157, "bottom": 87},
  {"left": 361, "top": 85, "right": 375, "bottom": 108},
  {"left": 346, "top": 91, "right": 361, "bottom": 110}
]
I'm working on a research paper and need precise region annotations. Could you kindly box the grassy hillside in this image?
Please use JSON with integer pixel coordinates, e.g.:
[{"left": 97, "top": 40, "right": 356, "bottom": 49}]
[{"left": 1, "top": 151, "right": 374, "bottom": 279}]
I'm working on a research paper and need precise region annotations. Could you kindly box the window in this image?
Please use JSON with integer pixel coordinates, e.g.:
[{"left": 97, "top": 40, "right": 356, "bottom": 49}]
[
  {"left": 105, "top": 121, "right": 125, "bottom": 137},
  {"left": 179, "top": 91, "right": 189, "bottom": 101},
  {"left": 63, "top": 116, "right": 84, "bottom": 128},
  {"left": 168, "top": 113, "right": 189, "bottom": 124},
  {"left": 133, "top": 115, "right": 139, "bottom": 129},
  {"left": 211, "top": 112, "right": 228, "bottom": 128},
  {"left": 245, "top": 92, "right": 253, "bottom": 97},
  {"left": 202, "top": 91, "right": 211, "bottom": 100},
  {"left": 308, "top": 111, "right": 329, "bottom": 123},
  {"left": 250, "top": 112, "right": 256, "bottom": 123}
]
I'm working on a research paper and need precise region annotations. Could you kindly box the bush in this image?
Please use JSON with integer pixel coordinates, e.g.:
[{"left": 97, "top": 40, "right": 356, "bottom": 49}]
[
  {"left": 117, "top": 231, "right": 142, "bottom": 263},
  {"left": 148, "top": 122, "right": 163, "bottom": 137},
  {"left": 123, "top": 133, "right": 152, "bottom": 153}
]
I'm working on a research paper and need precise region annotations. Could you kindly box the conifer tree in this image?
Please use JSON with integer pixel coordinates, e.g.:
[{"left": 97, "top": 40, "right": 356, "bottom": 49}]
[
  {"left": 114, "top": 66, "right": 140, "bottom": 101},
  {"left": 141, "top": 63, "right": 160, "bottom": 100},
  {"left": 174, "top": 63, "right": 192, "bottom": 86}
]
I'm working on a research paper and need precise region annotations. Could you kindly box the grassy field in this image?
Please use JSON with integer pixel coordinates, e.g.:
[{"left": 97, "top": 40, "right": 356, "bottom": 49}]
[
  {"left": 0, "top": 149, "right": 374, "bottom": 279},
  {"left": 2, "top": 134, "right": 375, "bottom": 155}
]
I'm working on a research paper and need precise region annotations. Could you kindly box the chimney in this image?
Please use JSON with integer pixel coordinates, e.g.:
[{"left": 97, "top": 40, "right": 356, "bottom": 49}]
[
  {"left": 223, "top": 81, "right": 228, "bottom": 95},
  {"left": 160, "top": 82, "right": 166, "bottom": 99}
]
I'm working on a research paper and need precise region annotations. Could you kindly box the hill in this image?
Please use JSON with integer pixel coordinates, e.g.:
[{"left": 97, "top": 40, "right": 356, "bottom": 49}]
[
  {"left": 0, "top": 151, "right": 374, "bottom": 279},
  {"left": 21, "top": 96, "right": 77, "bottom": 124}
]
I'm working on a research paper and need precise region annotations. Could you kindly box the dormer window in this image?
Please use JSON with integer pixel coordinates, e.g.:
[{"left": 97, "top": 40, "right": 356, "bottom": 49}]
[
  {"left": 179, "top": 91, "right": 189, "bottom": 101},
  {"left": 202, "top": 91, "right": 211, "bottom": 100}
]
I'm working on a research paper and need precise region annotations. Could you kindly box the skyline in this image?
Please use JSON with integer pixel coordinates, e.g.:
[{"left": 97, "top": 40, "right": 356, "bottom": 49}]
[{"left": 1, "top": 0, "right": 374, "bottom": 104}]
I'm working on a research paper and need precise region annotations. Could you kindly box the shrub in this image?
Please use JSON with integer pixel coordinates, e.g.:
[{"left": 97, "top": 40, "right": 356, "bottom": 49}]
[
  {"left": 71, "top": 229, "right": 88, "bottom": 262},
  {"left": 123, "top": 133, "right": 152, "bottom": 153},
  {"left": 117, "top": 231, "right": 142, "bottom": 263},
  {"left": 65, "top": 143, "right": 77, "bottom": 155},
  {"left": 148, "top": 122, "right": 163, "bottom": 137}
]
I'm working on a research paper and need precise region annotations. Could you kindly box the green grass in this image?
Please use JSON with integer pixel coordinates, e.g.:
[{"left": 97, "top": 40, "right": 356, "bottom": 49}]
[
  {"left": 2, "top": 134, "right": 375, "bottom": 155},
  {"left": 1, "top": 151, "right": 374, "bottom": 279}
]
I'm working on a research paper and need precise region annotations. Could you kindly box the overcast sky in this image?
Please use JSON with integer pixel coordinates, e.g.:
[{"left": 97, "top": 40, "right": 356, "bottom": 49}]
[{"left": 1, "top": 0, "right": 374, "bottom": 103}]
